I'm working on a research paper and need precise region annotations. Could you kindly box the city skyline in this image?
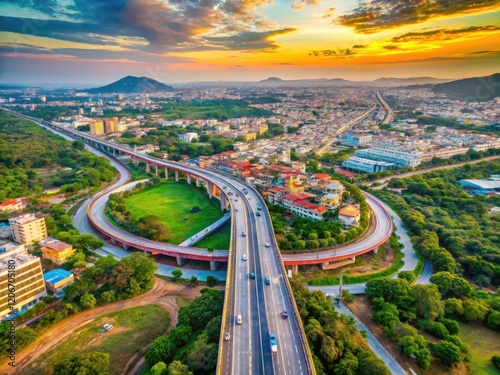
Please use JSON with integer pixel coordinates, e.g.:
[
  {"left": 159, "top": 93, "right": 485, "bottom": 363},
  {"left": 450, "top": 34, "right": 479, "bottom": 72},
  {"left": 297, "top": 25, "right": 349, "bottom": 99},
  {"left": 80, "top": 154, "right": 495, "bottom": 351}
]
[{"left": 0, "top": 0, "right": 499, "bottom": 84}]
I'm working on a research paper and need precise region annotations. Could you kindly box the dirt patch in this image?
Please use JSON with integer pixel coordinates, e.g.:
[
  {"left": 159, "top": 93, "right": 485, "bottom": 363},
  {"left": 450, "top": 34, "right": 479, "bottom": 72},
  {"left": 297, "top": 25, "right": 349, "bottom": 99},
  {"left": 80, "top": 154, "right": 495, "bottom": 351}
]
[
  {"left": 0, "top": 277, "right": 203, "bottom": 374},
  {"left": 348, "top": 296, "right": 470, "bottom": 375}
]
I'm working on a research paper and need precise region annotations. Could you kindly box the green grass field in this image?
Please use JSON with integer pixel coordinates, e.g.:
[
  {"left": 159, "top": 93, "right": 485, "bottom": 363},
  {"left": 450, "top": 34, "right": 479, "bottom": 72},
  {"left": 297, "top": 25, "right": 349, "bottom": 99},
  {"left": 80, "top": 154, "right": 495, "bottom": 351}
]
[
  {"left": 195, "top": 222, "right": 231, "bottom": 250},
  {"left": 125, "top": 181, "right": 228, "bottom": 244},
  {"left": 20, "top": 305, "right": 170, "bottom": 375},
  {"left": 458, "top": 322, "right": 500, "bottom": 375}
]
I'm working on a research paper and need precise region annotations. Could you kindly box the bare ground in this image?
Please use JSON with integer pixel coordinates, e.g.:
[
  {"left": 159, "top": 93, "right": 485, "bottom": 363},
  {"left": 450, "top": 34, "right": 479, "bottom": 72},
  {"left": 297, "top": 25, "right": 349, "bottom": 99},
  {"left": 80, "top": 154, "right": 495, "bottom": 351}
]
[{"left": 1, "top": 278, "right": 203, "bottom": 375}]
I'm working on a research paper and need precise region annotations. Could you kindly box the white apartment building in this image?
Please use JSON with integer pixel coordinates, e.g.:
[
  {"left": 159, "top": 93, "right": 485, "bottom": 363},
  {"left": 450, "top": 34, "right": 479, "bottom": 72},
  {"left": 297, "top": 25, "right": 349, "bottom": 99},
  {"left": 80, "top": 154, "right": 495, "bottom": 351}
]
[
  {"left": 178, "top": 132, "right": 198, "bottom": 142},
  {"left": 354, "top": 147, "right": 422, "bottom": 168},
  {"left": 342, "top": 156, "right": 394, "bottom": 173}
]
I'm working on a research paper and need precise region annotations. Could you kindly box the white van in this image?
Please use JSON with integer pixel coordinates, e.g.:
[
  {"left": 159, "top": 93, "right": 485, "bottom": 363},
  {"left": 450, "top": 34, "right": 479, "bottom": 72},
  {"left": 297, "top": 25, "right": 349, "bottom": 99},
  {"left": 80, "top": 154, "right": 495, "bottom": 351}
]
[{"left": 237, "top": 315, "right": 243, "bottom": 325}]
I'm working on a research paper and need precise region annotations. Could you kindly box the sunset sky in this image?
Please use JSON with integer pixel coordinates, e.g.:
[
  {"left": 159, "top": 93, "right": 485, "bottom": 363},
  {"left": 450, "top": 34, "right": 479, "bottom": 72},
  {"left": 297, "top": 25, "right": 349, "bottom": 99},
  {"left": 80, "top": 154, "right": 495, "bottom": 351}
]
[{"left": 0, "top": 0, "right": 499, "bottom": 84}]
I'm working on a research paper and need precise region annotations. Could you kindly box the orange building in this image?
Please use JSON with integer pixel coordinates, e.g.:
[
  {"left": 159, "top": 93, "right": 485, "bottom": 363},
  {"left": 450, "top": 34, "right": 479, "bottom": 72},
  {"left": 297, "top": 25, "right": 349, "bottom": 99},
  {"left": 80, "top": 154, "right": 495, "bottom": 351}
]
[
  {"left": 40, "top": 241, "right": 75, "bottom": 265},
  {"left": 104, "top": 117, "right": 118, "bottom": 133},
  {"left": 90, "top": 120, "right": 104, "bottom": 135}
]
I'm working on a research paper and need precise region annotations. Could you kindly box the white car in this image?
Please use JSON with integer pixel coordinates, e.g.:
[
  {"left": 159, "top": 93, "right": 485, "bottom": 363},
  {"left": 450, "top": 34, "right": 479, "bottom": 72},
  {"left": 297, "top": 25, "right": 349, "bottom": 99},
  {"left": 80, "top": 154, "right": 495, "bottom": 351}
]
[
  {"left": 265, "top": 242, "right": 270, "bottom": 247},
  {"left": 242, "top": 254, "right": 247, "bottom": 261},
  {"left": 224, "top": 332, "right": 230, "bottom": 341}
]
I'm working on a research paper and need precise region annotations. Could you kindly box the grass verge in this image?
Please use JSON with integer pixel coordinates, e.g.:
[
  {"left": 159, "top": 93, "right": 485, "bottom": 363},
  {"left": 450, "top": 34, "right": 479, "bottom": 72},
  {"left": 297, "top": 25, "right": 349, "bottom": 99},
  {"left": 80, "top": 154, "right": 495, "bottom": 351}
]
[
  {"left": 19, "top": 305, "right": 170, "bottom": 375},
  {"left": 195, "top": 222, "right": 231, "bottom": 250},
  {"left": 458, "top": 322, "right": 500, "bottom": 375},
  {"left": 124, "top": 181, "right": 229, "bottom": 245}
]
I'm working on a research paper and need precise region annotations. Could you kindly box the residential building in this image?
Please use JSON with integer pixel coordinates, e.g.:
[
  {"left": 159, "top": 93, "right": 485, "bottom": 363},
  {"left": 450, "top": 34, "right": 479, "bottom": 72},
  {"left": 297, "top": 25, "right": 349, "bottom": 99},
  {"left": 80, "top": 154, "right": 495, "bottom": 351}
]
[
  {"left": 244, "top": 132, "right": 257, "bottom": 142},
  {"left": 258, "top": 124, "right": 268, "bottom": 134},
  {"left": 342, "top": 156, "right": 394, "bottom": 173},
  {"left": 282, "top": 193, "right": 326, "bottom": 220},
  {"left": 291, "top": 161, "right": 306, "bottom": 173},
  {"left": 354, "top": 147, "right": 422, "bottom": 168},
  {"left": 40, "top": 240, "right": 75, "bottom": 265},
  {"left": 338, "top": 205, "right": 361, "bottom": 228},
  {"left": 104, "top": 117, "right": 118, "bottom": 133},
  {"left": 9, "top": 214, "right": 47, "bottom": 245},
  {"left": 0, "top": 241, "right": 47, "bottom": 321},
  {"left": 179, "top": 132, "right": 198, "bottom": 142},
  {"left": 43, "top": 268, "right": 74, "bottom": 298},
  {"left": 0, "top": 199, "right": 23, "bottom": 213},
  {"left": 89, "top": 120, "right": 104, "bottom": 135},
  {"left": 471, "top": 139, "right": 500, "bottom": 151},
  {"left": 343, "top": 133, "right": 372, "bottom": 146},
  {"left": 267, "top": 186, "right": 288, "bottom": 204}
]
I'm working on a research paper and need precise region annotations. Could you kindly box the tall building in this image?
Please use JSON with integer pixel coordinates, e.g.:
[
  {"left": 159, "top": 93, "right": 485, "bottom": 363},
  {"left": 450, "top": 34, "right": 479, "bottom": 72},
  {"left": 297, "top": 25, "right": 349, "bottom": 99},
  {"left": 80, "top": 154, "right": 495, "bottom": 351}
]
[
  {"left": 0, "top": 241, "right": 47, "bottom": 320},
  {"left": 118, "top": 94, "right": 123, "bottom": 100},
  {"left": 90, "top": 120, "right": 104, "bottom": 135},
  {"left": 104, "top": 117, "right": 118, "bottom": 133},
  {"left": 39, "top": 96, "right": 46, "bottom": 102},
  {"left": 9, "top": 214, "right": 47, "bottom": 245}
]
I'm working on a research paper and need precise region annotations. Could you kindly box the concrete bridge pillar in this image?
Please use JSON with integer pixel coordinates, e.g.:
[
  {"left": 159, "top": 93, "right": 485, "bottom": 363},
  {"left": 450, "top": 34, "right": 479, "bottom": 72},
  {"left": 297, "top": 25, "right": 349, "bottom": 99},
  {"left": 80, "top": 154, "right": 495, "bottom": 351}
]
[
  {"left": 123, "top": 244, "right": 130, "bottom": 250},
  {"left": 112, "top": 149, "right": 116, "bottom": 157},
  {"left": 110, "top": 238, "right": 117, "bottom": 245},
  {"left": 175, "top": 170, "right": 179, "bottom": 182},
  {"left": 187, "top": 173, "right": 192, "bottom": 185},
  {"left": 146, "top": 162, "right": 151, "bottom": 173},
  {"left": 372, "top": 247, "right": 379, "bottom": 254},
  {"left": 196, "top": 177, "right": 200, "bottom": 187},
  {"left": 155, "top": 165, "right": 158, "bottom": 175},
  {"left": 143, "top": 250, "right": 149, "bottom": 256},
  {"left": 208, "top": 182, "right": 213, "bottom": 198},
  {"left": 176, "top": 255, "right": 187, "bottom": 266},
  {"left": 221, "top": 194, "right": 229, "bottom": 211},
  {"left": 165, "top": 168, "right": 169, "bottom": 180},
  {"left": 210, "top": 260, "right": 220, "bottom": 271},
  {"left": 291, "top": 265, "right": 299, "bottom": 274}
]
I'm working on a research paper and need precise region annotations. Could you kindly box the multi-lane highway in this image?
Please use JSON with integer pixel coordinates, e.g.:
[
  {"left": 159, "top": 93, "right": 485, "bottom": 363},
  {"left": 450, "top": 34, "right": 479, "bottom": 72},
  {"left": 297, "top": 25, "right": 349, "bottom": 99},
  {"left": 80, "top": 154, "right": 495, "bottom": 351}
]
[{"left": 6, "top": 110, "right": 316, "bottom": 375}]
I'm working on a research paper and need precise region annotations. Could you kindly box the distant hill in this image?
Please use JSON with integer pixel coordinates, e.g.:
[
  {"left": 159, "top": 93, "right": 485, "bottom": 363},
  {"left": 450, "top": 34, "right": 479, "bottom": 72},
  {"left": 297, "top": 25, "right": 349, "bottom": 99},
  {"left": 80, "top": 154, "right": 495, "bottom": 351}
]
[
  {"left": 371, "top": 77, "right": 451, "bottom": 87},
  {"left": 432, "top": 73, "right": 500, "bottom": 101},
  {"left": 86, "top": 76, "right": 174, "bottom": 94},
  {"left": 260, "top": 77, "right": 283, "bottom": 83}
]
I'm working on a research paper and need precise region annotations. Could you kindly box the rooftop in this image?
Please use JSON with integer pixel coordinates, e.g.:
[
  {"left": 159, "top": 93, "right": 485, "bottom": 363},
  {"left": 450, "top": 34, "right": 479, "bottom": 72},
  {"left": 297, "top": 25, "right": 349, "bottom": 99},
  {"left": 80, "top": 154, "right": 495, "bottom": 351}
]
[
  {"left": 42, "top": 241, "right": 72, "bottom": 252},
  {"left": 339, "top": 205, "right": 360, "bottom": 217},
  {"left": 44, "top": 268, "right": 73, "bottom": 285}
]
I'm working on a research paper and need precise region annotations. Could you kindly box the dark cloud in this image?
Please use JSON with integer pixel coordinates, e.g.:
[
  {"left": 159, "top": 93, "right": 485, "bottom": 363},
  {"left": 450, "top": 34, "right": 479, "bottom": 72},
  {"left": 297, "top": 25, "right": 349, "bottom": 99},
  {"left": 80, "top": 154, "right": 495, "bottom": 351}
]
[
  {"left": 383, "top": 45, "right": 400, "bottom": 50},
  {"left": 391, "top": 25, "right": 500, "bottom": 43},
  {"left": 203, "top": 28, "right": 296, "bottom": 50},
  {"left": 308, "top": 44, "right": 366, "bottom": 58},
  {"left": 338, "top": 0, "right": 500, "bottom": 34}
]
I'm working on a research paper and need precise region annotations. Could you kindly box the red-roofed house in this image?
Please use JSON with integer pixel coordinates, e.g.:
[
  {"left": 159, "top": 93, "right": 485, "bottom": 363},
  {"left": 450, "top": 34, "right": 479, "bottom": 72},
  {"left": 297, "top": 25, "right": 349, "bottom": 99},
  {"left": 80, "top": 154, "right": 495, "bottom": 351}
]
[
  {"left": 267, "top": 186, "right": 288, "bottom": 204},
  {"left": 0, "top": 199, "right": 23, "bottom": 213},
  {"left": 282, "top": 193, "right": 326, "bottom": 220},
  {"left": 339, "top": 205, "right": 361, "bottom": 228}
]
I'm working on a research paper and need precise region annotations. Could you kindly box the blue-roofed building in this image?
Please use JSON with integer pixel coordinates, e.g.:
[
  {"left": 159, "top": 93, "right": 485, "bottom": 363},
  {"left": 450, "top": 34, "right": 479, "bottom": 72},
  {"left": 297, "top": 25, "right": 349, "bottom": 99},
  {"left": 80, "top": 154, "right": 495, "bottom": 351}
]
[
  {"left": 460, "top": 177, "right": 500, "bottom": 196},
  {"left": 44, "top": 268, "right": 74, "bottom": 298}
]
